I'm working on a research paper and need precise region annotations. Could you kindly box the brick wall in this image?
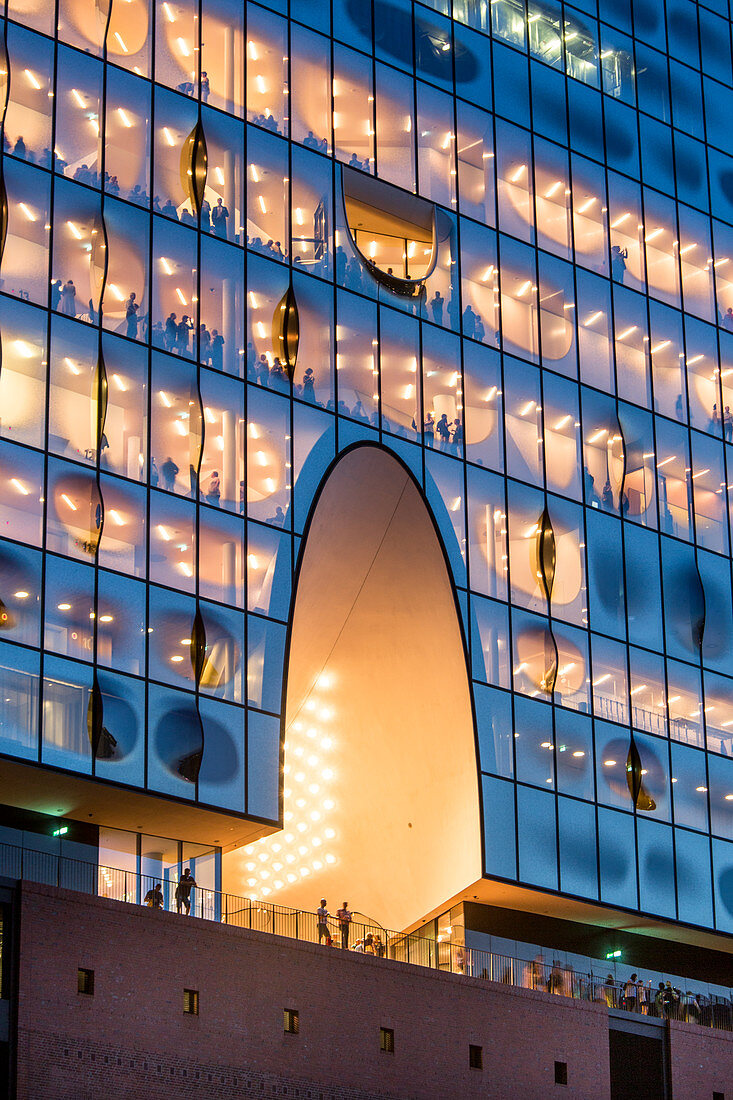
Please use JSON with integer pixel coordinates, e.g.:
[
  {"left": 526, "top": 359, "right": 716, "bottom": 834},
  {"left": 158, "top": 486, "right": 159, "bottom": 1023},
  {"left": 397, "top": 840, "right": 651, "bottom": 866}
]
[
  {"left": 14, "top": 882, "right": 610, "bottom": 1099},
  {"left": 668, "top": 1019, "right": 733, "bottom": 1100},
  {"left": 11, "top": 882, "right": 733, "bottom": 1099}
]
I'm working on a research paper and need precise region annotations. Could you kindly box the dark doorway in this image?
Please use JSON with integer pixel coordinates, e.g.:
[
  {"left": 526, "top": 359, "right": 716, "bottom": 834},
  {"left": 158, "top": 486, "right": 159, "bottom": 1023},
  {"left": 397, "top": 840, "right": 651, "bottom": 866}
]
[{"left": 609, "top": 1028, "right": 668, "bottom": 1100}]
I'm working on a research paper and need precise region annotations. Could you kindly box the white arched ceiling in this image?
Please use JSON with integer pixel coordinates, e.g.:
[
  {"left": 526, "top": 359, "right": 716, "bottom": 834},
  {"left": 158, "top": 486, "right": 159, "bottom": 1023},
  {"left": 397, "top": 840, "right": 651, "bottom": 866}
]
[{"left": 223, "top": 445, "right": 482, "bottom": 932}]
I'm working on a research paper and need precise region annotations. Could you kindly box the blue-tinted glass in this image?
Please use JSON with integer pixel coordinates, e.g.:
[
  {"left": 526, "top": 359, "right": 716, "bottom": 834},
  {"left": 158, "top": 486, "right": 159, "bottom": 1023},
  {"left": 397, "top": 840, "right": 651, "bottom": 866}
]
[
  {"left": 558, "top": 795, "right": 598, "bottom": 897},
  {"left": 482, "top": 774, "right": 517, "bottom": 879},
  {"left": 517, "top": 784, "right": 558, "bottom": 889}
]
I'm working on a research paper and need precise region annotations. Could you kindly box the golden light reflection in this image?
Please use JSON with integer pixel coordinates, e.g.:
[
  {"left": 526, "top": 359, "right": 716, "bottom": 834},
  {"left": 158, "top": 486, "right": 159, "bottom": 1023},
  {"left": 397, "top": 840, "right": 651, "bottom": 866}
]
[{"left": 240, "top": 671, "right": 338, "bottom": 899}]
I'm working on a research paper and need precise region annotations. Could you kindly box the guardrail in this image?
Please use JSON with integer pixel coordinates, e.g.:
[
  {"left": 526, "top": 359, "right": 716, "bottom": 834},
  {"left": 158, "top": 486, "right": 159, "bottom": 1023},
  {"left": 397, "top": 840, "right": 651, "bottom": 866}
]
[{"left": 1, "top": 840, "right": 731, "bottom": 1031}]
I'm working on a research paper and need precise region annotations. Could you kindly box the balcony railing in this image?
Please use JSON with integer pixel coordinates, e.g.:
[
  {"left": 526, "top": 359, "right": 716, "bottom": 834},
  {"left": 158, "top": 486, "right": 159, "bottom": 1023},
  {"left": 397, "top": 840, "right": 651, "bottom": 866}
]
[{"left": 1, "top": 840, "right": 731, "bottom": 1032}]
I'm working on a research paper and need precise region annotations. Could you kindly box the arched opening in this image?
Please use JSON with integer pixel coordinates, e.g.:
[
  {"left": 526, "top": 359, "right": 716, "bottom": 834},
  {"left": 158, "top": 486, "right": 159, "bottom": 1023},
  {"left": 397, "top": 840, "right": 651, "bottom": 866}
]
[{"left": 224, "top": 445, "right": 482, "bottom": 931}]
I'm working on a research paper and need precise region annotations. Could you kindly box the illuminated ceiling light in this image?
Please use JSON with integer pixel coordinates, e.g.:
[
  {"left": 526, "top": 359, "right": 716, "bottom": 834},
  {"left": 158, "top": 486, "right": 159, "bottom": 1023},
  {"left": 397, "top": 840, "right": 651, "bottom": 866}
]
[
  {"left": 175, "top": 287, "right": 187, "bottom": 305},
  {"left": 714, "top": 257, "right": 729, "bottom": 268},
  {"left": 156, "top": 525, "right": 171, "bottom": 541},
  {"left": 61, "top": 493, "right": 77, "bottom": 511},
  {"left": 656, "top": 455, "right": 676, "bottom": 469},
  {"left": 645, "top": 227, "right": 664, "bottom": 243},
  {"left": 107, "top": 283, "right": 125, "bottom": 301},
  {"left": 516, "top": 280, "right": 531, "bottom": 297},
  {"left": 630, "top": 685, "right": 647, "bottom": 696},
  {"left": 696, "top": 786, "right": 708, "bottom": 793},
  {"left": 64, "top": 357, "right": 81, "bottom": 375},
  {"left": 10, "top": 478, "right": 29, "bottom": 495},
  {"left": 544, "top": 180, "right": 563, "bottom": 199},
  {"left": 584, "top": 311, "right": 603, "bottom": 326},
  {"left": 107, "top": 509, "right": 125, "bottom": 527},
  {"left": 13, "top": 339, "right": 35, "bottom": 358},
  {"left": 71, "top": 88, "right": 86, "bottom": 109},
  {"left": 509, "top": 164, "right": 527, "bottom": 183},
  {"left": 603, "top": 759, "right": 616, "bottom": 767},
  {"left": 250, "top": 164, "right": 261, "bottom": 183},
  {"left": 592, "top": 674, "right": 611, "bottom": 686},
  {"left": 99, "top": 614, "right": 113, "bottom": 623},
  {"left": 258, "top": 195, "right": 267, "bottom": 214},
  {"left": 176, "top": 37, "right": 190, "bottom": 57},
  {"left": 179, "top": 562, "right": 193, "bottom": 577},
  {"left": 116, "top": 107, "right": 133, "bottom": 128},
  {"left": 114, "top": 31, "right": 128, "bottom": 52},
  {"left": 554, "top": 414, "right": 571, "bottom": 430},
  {"left": 24, "top": 68, "right": 41, "bottom": 90},
  {"left": 572, "top": 750, "right": 585, "bottom": 758},
  {"left": 725, "top": 794, "right": 733, "bottom": 801},
  {"left": 610, "top": 212, "right": 631, "bottom": 228},
  {"left": 57, "top": 602, "right": 71, "bottom": 611},
  {"left": 577, "top": 197, "right": 596, "bottom": 213},
  {"left": 650, "top": 340, "right": 671, "bottom": 354},
  {"left": 18, "top": 202, "right": 37, "bottom": 222},
  {"left": 171, "top": 655, "right": 184, "bottom": 663},
  {"left": 14, "top": 591, "right": 29, "bottom": 599},
  {"left": 112, "top": 373, "right": 127, "bottom": 392},
  {"left": 587, "top": 428, "right": 608, "bottom": 444},
  {"left": 67, "top": 221, "right": 83, "bottom": 240},
  {"left": 616, "top": 325, "right": 638, "bottom": 340},
  {"left": 159, "top": 390, "right": 172, "bottom": 407},
  {"left": 163, "top": 127, "right": 176, "bottom": 147}
]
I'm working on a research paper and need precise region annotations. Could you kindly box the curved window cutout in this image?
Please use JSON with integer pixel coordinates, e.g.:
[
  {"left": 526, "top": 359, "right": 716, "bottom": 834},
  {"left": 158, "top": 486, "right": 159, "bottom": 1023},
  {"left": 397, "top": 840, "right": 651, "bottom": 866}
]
[
  {"left": 225, "top": 445, "right": 481, "bottom": 930},
  {"left": 341, "top": 166, "right": 437, "bottom": 298}
]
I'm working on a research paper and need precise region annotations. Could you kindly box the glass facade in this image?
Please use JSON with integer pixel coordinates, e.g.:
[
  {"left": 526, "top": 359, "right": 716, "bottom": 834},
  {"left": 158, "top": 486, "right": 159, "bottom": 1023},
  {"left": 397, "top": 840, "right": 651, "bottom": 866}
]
[{"left": 1, "top": 0, "right": 733, "bottom": 933}]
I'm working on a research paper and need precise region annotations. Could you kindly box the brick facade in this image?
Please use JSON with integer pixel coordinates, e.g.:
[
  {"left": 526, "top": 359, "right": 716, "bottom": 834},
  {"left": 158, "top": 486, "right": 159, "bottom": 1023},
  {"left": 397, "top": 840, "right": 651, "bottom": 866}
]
[{"left": 10, "top": 883, "right": 733, "bottom": 1099}]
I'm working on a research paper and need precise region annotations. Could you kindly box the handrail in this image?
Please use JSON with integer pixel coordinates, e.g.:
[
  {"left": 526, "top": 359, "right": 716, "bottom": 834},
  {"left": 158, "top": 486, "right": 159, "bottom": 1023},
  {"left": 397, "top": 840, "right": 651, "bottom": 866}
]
[{"left": 1, "top": 839, "right": 731, "bottom": 1032}]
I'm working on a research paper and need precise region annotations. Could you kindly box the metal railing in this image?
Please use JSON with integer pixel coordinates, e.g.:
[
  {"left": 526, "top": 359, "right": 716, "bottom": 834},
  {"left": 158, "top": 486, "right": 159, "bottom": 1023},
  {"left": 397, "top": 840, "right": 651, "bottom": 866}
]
[{"left": 2, "top": 840, "right": 731, "bottom": 1032}]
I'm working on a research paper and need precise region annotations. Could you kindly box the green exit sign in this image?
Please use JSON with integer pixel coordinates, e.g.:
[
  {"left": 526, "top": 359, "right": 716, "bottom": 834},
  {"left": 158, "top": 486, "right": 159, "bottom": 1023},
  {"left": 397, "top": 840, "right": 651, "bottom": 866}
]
[
  {"left": 52, "top": 825, "right": 68, "bottom": 837},
  {"left": 606, "top": 950, "right": 622, "bottom": 959}
]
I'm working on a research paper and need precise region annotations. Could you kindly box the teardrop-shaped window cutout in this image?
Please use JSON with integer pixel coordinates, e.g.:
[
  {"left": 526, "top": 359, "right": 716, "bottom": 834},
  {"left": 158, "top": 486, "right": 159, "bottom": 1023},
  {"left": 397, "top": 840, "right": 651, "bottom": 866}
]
[
  {"left": 89, "top": 212, "right": 107, "bottom": 305},
  {"left": 626, "top": 736, "right": 657, "bottom": 812},
  {"left": 92, "top": 353, "right": 108, "bottom": 454},
  {"left": 0, "top": 36, "right": 9, "bottom": 125},
  {"left": 154, "top": 705, "right": 204, "bottom": 784},
  {"left": 532, "top": 507, "right": 556, "bottom": 604},
  {"left": 188, "top": 379, "right": 204, "bottom": 490},
  {"left": 87, "top": 674, "right": 118, "bottom": 759},
  {"left": 272, "top": 284, "right": 299, "bottom": 381},
  {"left": 180, "top": 120, "right": 208, "bottom": 216},
  {"left": 0, "top": 170, "right": 8, "bottom": 264},
  {"left": 341, "top": 165, "right": 437, "bottom": 300},
  {"left": 190, "top": 607, "right": 207, "bottom": 687}
]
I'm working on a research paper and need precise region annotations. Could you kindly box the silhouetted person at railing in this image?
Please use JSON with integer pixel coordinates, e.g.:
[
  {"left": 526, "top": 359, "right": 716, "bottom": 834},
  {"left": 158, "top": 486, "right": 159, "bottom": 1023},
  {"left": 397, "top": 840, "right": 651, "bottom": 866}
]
[
  {"left": 424, "top": 411, "right": 435, "bottom": 446},
  {"left": 201, "top": 70, "right": 210, "bottom": 102},
  {"left": 13, "top": 135, "right": 26, "bottom": 159},
  {"left": 302, "top": 367, "right": 316, "bottom": 402},
  {"left": 363, "top": 933, "right": 376, "bottom": 955},
  {"left": 199, "top": 323, "right": 211, "bottom": 365},
  {"left": 475, "top": 313, "right": 485, "bottom": 342},
  {"left": 317, "top": 898, "right": 330, "bottom": 943},
  {"left": 604, "top": 974, "right": 616, "bottom": 1007},
  {"left": 150, "top": 456, "right": 159, "bottom": 487},
  {"left": 675, "top": 392, "right": 684, "bottom": 421},
  {"left": 125, "top": 292, "right": 139, "bottom": 338},
  {"left": 724, "top": 307, "right": 733, "bottom": 333},
  {"left": 451, "top": 418, "right": 463, "bottom": 454},
  {"left": 175, "top": 868, "right": 197, "bottom": 915},
  {"left": 611, "top": 244, "right": 627, "bottom": 284},
  {"left": 726, "top": 405, "right": 733, "bottom": 442},
  {"left": 165, "top": 312, "right": 177, "bottom": 350},
  {"left": 60, "top": 279, "right": 77, "bottom": 316},
  {"left": 336, "top": 245, "right": 347, "bottom": 284},
  {"left": 161, "top": 456, "right": 179, "bottom": 492},
  {"left": 436, "top": 412, "right": 451, "bottom": 450},
  {"left": 177, "top": 315, "right": 193, "bottom": 355},
  {"left": 622, "top": 973, "right": 638, "bottom": 1011},
  {"left": 337, "top": 901, "right": 352, "bottom": 949},
  {"left": 211, "top": 329, "right": 224, "bottom": 371},
  {"left": 661, "top": 981, "right": 679, "bottom": 1019},
  {"left": 463, "top": 303, "right": 477, "bottom": 339},
  {"left": 145, "top": 883, "right": 164, "bottom": 909},
  {"left": 430, "top": 290, "right": 445, "bottom": 325},
  {"left": 201, "top": 196, "right": 211, "bottom": 233},
  {"left": 206, "top": 470, "right": 221, "bottom": 506},
  {"left": 373, "top": 934, "right": 385, "bottom": 958},
  {"left": 161, "top": 197, "right": 178, "bottom": 220},
  {"left": 267, "top": 505, "right": 285, "bottom": 527},
  {"left": 212, "top": 196, "right": 229, "bottom": 239}
]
